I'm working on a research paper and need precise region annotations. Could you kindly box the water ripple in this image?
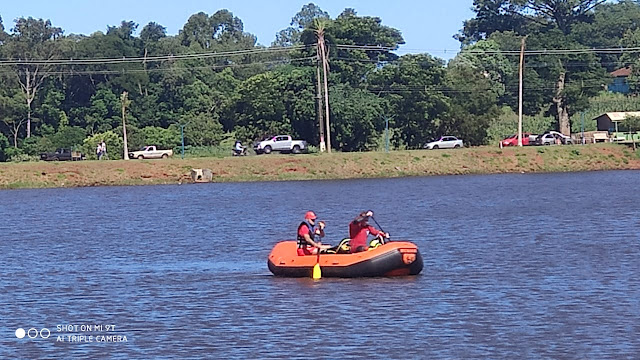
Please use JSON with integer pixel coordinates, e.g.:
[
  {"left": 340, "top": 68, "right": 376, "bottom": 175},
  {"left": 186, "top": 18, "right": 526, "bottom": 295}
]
[{"left": 1, "top": 172, "right": 640, "bottom": 358}]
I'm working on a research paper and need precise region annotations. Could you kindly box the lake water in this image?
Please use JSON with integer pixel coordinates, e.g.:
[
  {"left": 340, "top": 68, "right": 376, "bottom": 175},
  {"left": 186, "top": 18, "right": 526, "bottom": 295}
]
[{"left": 1, "top": 171, "right": 639, "bottom": 359}]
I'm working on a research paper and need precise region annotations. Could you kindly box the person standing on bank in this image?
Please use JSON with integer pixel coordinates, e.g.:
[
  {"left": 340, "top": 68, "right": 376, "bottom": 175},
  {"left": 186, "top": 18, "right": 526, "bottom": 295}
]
[
  {"left": 101, "top": 140, "right": 107, "bottom": 159},
  {"left": 348, "top": 210, "right": 389, "bottom": 253},
  {"left": 297, "top": 211, "right": 330, "bottom": 255},
  {"left": 97, "top": 142, "right": 103, "bottom": 160}
]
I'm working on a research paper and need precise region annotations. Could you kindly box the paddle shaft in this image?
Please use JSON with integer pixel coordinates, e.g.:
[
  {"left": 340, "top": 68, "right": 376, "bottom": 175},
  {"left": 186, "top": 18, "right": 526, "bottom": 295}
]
[
  {"left": 371, "top": 216, "right": 390, "bottom": 243},
  {"left": 371, "top": 216, "right": 385, "bottom": 233}
]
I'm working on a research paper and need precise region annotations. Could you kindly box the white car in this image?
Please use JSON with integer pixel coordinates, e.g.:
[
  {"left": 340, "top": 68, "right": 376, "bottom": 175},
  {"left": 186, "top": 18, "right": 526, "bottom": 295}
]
[
  {"left": 534, "top": 131, "right": 573, "bottom": 145},
  {"left": 253, "top": 135, "right": 307, "bottom": 154},
  {"left": 423, "top": 136, "right": 463, "bottom": 150}
]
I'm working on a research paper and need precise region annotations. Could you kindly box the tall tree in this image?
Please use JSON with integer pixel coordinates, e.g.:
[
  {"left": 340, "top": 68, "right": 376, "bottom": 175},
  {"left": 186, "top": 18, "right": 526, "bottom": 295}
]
[
  {"left": 231, "top": 67, "right": 317, "bottom": 143},
  {"left": 4, "top": 17, "right": 64, "bottom": 138},
  {"left": 571, "top": 0, "right": 640, "bottom": 71},
  {"left": 329, "top": 83, "right": 387, "bottom": 151},
  {"left": 446, "top": 40, "right": 508, "bottom": 144},
  {"left": 180, "top": 10, "right": 256, "bottom": 51},
  {"left": 457, "top": 0, "right": 527, "bottom": 44},
  {"left": 328, "top": 9, "right": 404, "bottom": 87},
  {"left": 273, "top": 3, "right": 329, "bottom": 46},
  {"left": 367, "top": 54, "right": 449, "bottom": 148},
  {"left": 140, "top": 22, "right": 167, "bottom": 43},
  {"left": 0, "top": 89, "right": 27, "bottom": 147},
  {"left": 313, "top": 18, "right": 332, "bottom": 152},
  {"left": 514, "top": 0, "right": 607, "bottom": 34},
  {"left": 0, "top": 15, "right": 7, "bottom": 45},
  {"left": 460, "top": 0, "right": 609, "bottom": 135}
]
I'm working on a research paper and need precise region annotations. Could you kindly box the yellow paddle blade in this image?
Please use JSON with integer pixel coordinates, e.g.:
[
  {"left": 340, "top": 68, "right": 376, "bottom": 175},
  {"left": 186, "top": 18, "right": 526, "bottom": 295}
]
[{"left": 312, "top": 263, "right": 322, "bottom": 279}]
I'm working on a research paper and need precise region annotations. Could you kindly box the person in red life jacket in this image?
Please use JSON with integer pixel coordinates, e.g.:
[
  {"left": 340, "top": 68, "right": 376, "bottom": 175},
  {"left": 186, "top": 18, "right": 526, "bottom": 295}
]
[
  {"left": 348, "top": 210, "right": 389, "bottom": 253},
  {"left": 297, "top": 211, "right": 330, "bottom": 255}
]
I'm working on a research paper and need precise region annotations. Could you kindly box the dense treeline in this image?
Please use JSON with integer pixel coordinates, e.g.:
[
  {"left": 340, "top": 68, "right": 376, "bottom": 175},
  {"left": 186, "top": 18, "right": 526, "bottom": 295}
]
[{"left": 1, "top": 1, "right": 640, "bottom": 161}]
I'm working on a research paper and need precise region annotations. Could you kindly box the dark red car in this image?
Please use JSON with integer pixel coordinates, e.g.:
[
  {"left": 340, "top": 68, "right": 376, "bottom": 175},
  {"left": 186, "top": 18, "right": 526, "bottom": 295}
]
[{"left": 501, "top": 133, "right": 532, "bottom": 147}]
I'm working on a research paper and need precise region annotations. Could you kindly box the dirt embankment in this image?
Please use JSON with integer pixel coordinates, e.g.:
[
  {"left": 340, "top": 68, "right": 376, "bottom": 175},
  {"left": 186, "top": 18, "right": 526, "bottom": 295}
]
[{"left": 0, "top": 144, "right": 638, "bottom": 189}]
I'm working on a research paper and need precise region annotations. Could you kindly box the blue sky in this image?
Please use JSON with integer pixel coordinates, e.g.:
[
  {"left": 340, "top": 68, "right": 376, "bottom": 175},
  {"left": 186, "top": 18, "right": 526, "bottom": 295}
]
[{"left": 1, "top": 0, "right": 474, "bottom": 60}]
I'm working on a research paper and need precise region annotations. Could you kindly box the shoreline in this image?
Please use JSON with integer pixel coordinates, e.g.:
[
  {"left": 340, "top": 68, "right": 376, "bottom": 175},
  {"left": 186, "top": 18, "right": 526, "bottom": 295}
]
[{"left": 1, "top": 144, "right": 638, "bottom": 189}]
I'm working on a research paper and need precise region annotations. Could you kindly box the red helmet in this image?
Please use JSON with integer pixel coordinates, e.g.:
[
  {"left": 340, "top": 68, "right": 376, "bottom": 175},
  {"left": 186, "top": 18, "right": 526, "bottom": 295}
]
[{"left": 305, "top": 211, "right": 317, "bottom": 220}]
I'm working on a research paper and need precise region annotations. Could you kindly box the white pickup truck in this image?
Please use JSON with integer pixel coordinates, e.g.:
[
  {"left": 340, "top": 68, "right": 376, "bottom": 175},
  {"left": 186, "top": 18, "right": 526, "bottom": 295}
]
[
  {"left": 129, "top": 145, "right": 173, "bottom": 159},
  {"left": 253, "top": 135, "right": 307, "bottom": 155}
]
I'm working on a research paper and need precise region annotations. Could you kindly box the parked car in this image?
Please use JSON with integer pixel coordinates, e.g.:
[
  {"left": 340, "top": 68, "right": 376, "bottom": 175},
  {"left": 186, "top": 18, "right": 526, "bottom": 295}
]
[
  {"left": 423, "top": 136, "right": 463, "bottom": 150},
  {"left": 534, "top": 131, "right": 573, "bottom": 146},
  {"left": 129, "top": 145, "right": 173, "bottom": 159},
  {"left": 500, "top": 133, "right": 534, "bottom": 147},
  {"left": 40, "top": 148, "right": 86, "bottom": 161},
  {"left": 254, "top": 135, "right": 307, "bottom": 154}
]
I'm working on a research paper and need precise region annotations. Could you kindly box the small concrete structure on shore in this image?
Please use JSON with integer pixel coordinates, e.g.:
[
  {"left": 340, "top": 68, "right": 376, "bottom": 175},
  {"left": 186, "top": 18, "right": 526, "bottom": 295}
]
[{"left": 190, "top": 168, "right": 213, "bottom": 183}]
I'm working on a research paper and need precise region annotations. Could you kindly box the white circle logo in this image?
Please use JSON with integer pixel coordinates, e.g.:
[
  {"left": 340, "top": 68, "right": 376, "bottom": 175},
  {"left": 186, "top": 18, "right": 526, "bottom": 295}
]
[{"left": 17, "top": 327, "right": 52, "bottom": 339}]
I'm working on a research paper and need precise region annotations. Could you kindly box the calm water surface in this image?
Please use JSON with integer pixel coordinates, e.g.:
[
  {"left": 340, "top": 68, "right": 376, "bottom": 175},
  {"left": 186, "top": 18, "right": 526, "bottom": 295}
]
[{"left": 1, "top": 171, "right": 639, "bottom": 359}]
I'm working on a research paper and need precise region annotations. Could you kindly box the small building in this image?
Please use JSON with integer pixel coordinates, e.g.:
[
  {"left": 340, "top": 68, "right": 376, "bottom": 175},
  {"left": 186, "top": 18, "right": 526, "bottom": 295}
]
[
  {"left": 609, "top": 67, "right": 631, "bottom": 94},
  {"left": 594, "top": 112, "right": 640, "bottom": 132}
]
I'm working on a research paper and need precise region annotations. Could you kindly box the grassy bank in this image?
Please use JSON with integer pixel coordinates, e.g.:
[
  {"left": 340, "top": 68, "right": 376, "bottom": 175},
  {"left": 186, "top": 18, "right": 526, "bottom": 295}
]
[{"left": 0, "top": 143, "right": 638, "bottom": 189}]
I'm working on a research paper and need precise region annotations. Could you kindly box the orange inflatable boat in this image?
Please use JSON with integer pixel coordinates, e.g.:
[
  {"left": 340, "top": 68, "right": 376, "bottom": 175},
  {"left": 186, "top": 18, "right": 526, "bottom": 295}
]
[{"left": 267, "top": 241, "right": 423, "bottom": 278}]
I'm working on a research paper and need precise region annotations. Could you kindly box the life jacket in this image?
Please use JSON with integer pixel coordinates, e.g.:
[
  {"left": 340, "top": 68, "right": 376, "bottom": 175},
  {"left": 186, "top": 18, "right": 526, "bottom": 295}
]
[{"left": 297, "top": 220, "right": 316, "bottom": 248}]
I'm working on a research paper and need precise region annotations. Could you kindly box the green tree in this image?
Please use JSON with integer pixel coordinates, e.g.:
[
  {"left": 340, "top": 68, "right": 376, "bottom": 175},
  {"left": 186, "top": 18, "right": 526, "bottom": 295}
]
[
  {"left": 572, "top": 0, "right": 640, "bottom": 71},
  {"left": 140, "top": 22, "right": 167, "bottom": 43},
  {"left": 0, "top": 15, "right": 7, "bottom": 46},
  {"left": 327, "top": 9, "right": 404, "bottom": 87},
  {"left": 82, "top": 131, "right": 123, "bottom": 160},
  {"left": 180, "top": 10, "right": 256, "bottom": 51},
  {"left": 139, "top": 126, "right": 180, "bottom": 149},
  {"left": 273, "top": 3, "right": 329, "bottom": 46},
  {"left": 230, "top": 66, "right": 318, "bottom": 144},
  {"left": 36, "top": 85, "right": 67, "bottom": 131},
  {"left": 446, "top": 46, "right": 504, "bottom": 145},
  {"left": 179, "top": 113, "right": 224, "bottom": 146},
  {"left": 0, "top": 90, "right": 28, "bottom": 147},
  {"left": 329, "top": 84, "right": 387, "bottom": 151},
  {"left": 367, "top": 54, "right": 449, "bottom": 148},
  {"left": 622, "top": 115, "right": 640, "bottom": 149},
  {"left": 456, "top": 0, "right": 527, "bottom": 44},
  {"left": 460, "top": 0, "right": 609, "bottom": 135},
  {"left": 232, "top": 71, "right": 294, "bottom": 141},
  {"left": 52, "top": 126, "right": 87, "bottom": 149},
  {"left": 83, "top": 88, "right": 122, "bottom": 134},
  {"left": 0, "top": 132, "right": 9, "bottom": 161},
  {"left": 3, "top": 17, "right": 65, "bottom": 138}
]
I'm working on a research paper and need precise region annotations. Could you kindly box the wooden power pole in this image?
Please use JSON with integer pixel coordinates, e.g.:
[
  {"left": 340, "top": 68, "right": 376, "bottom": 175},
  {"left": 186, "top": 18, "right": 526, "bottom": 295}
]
[
  {"left": 316, "top": 52, "right": 326, "bottom": 152},
  {"left": 518, "top": 36, "right": 527, "bottom": 147},
  {"left": 121, "top": 91, "right": 130, "bottom": 160},
  {"left": 317, "top": 34, "right": 331, "bottom": 153},
  {"left": 320, "top": 43, "right": 331, "bottom": 152}
]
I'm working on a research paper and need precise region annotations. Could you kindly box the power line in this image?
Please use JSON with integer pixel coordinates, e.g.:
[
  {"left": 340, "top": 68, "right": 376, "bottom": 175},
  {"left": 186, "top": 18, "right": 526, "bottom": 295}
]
[
  {"left": 0, "top": 57, "right": 317, "bottom": 76},
  {"left": 0, "top": 45, "right": 313, "bottom": 66},
  {"left": 3, "top": 43, "right": 640, "bottom": 67},
  {"left": 393, "top": 46, "right": 640, "bottom": 56}
]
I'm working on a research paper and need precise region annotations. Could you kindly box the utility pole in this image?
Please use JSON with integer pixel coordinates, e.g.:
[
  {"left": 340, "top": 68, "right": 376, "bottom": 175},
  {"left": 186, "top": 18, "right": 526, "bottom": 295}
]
[
  {"left": 580, "top": 111, "right": 585, "bottom": 145},
  {"left": 518, "top": 36, "right": 527, "bottom": 147},
  {"left": 319, "top": 38, "right": 331, "bottom": 153},
  {"left": 385, "top": 116, "right": 389, "bottom": 153},
  {"left": 121, "top": 91, "right": 130, "bottom": 160},
  {"left": 316, "top": 53, "right": 326, "bottom": 152},
  {"left": 180, "top": 122, "right": 190, "bottom": 159},
  {"left": 383, "top": 115, "right": 394, "bottom": 153}
]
